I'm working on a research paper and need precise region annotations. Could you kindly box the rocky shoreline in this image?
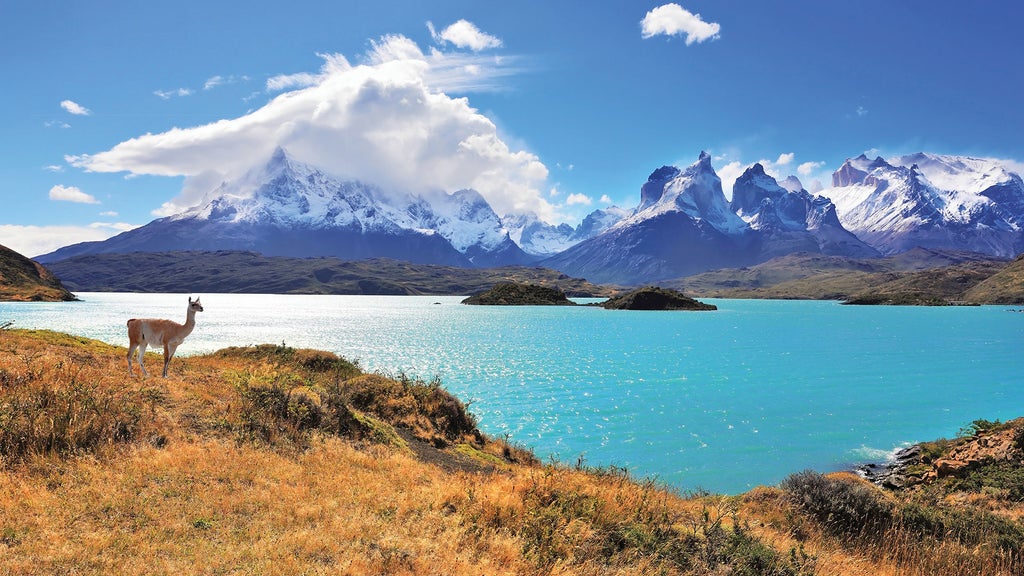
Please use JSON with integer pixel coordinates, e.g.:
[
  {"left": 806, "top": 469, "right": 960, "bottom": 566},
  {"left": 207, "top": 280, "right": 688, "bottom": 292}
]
[
  {"left": 856, "top": 418, "right": 1024, "bottom": 491},
  {"left": 856, "top": 444, "right": 923, "bottom": 489}
]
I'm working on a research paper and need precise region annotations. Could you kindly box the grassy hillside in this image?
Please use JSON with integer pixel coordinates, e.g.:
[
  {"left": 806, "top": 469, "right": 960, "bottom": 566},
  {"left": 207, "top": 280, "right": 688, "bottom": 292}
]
[
  {"left": 668, "top": 249, "right": 1016, "bottom": 303},
  {"left": 1, "top": 328, "right": 1022, "bottom": 575},
  {"left": 45, "top": 251, "right": 612, "bottom": 297},
  {"left": 963, "top": 254, "right": 1024, "bottom": 304},
  {"left": 0, "top": 244, "right": 77, "bottom": 302}
]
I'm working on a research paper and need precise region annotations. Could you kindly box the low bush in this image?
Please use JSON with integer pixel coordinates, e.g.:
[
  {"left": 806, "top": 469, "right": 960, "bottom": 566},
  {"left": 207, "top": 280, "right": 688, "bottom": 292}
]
[
  {"left": 231, "top": 363, "right": 479, "bottom": 449},
  {"left": 780, "top": 471, "right": 894, "bottom": 542}
]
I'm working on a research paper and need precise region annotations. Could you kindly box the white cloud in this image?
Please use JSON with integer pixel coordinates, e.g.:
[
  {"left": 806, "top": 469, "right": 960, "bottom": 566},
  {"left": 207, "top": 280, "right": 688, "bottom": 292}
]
[
  {"left": 856, "top": 105, "right": 868, "bottom": 117},
  {"left": 600, "top": 194, "right": 613, "bottom": 204},
  {"left": 565, "top": 193, "right": 592, "bottom": 206},
  {"left": 44, "top": 165, "right": 64, "bottom": 172},
  {"left": 154, "top": 88, "right": 193, "bottom": 100},
  {"left": 429, "top": 19, "right": 502, "bottom": 51},
  {"left": 0, "top": 223, "right": 137, "bottom": 258},
  {"left": 641, "top": 4, "right": 721, "bottom": 45},
  {"left": 48, "top": 184, "right": 100, "bottom": 204},
  {"left": 60, "top": 100, "right": 91, "bottom": 115},
  {"left": 997, "top": 158, "right": 1024, "bottom": 176},
  {"left": 44, "top": 120, "right": 71, "bottom": 129},
  {"left": 68, "top": 35, "right": 552, "bottom": 220},
  {"left": 798, "top": 161, "right": 825, "bottom": 176},
  {"left": 711, "top": 151, "right": 828, "bottom": 199},
  {"left": 99, "top": 211, "right": 119, "bottom": 217},
  {"left": 715, "top": 160, "right": 744, "bottom": 201}
]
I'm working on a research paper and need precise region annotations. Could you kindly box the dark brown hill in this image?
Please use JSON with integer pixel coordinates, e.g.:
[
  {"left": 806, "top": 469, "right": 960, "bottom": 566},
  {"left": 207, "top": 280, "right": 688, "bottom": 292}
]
[
  {"left": 45, "top": 251, "right": 611, "bottom": 297},
  {"left": 0, "top": 244, "right": 77, "bottom": 302}
]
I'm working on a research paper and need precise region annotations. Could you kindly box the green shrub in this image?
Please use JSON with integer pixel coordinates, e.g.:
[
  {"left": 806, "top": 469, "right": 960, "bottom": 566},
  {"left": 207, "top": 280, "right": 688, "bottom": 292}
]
[
  {"left": 898, "top": 500, "right": 1024, "bottom": 553},
  {"left": 952, "top": 462, "right": 1024, "bottom": 503},
  {"left": 958, "top": 418, "right": 1006, "bottom": 438}
]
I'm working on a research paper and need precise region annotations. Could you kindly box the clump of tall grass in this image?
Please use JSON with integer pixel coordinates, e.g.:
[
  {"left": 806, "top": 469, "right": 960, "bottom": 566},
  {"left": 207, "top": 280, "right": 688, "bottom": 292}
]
[{"left": 0, "top": 336, "right": 163, "bottom": 464}]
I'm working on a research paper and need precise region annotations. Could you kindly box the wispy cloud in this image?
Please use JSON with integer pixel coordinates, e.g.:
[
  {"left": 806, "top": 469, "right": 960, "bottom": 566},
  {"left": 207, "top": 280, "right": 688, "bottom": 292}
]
[
  {"left": 69, "top": 34, "right": 552, "bottom": 220},
  {"left": 856, "top": 105, "right": 868, "bottom": 117},
  {"left": 49, "top": 184, "right": 100, "bottom": 204},
  {"left": 44, "top": 120, "right": 71, "bottom": 129},
  {"left": 204, "top": 74, "right": 248, "bottom": 90},
  {"left": 154, "top": 88, "right": 194, "bottom": 100},
  {"left": 60, "top": 100, "right": 91, "bottom": 116},
  {"left": 641, "top": 3, "right": 721, "bottom": 45},
  {"left": 428, "top": 19, "right": 502, "bottom": 51},
  {"left": 43, "top": 165, "right": 65, "bottom": 173}
]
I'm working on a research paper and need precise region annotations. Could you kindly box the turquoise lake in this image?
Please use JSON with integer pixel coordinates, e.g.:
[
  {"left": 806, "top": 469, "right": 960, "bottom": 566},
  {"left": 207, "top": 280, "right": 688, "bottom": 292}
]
[{"left": 1, "top": 293, "right": 1021, "bottom": 494}]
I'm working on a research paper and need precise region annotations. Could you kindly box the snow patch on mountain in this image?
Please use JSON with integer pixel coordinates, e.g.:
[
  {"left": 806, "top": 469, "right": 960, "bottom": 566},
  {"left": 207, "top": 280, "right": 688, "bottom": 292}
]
[
  {"left": 823, "top": 152, "right": 1024, "bottom": 256},
  {"left": 615, "top": 152, "right": 748, "bottom": 235},
  {"left": 503, "top": 206, "right": 629, "bottom": 256}
]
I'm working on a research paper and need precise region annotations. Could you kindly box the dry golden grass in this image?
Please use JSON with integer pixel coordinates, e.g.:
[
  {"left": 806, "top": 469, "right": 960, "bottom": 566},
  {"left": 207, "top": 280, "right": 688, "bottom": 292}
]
[{"left": 1, "top": 327, "right": 1022, "bottom": 575}]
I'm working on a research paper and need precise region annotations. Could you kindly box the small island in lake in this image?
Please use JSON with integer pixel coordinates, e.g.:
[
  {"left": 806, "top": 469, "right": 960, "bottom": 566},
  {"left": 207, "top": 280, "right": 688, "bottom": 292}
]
[
  {"left": 601, "top": 286, "right": 717, "bottom": 311},
  {"left": 461, "top": 282, "right": 577, "bottom": 306}
]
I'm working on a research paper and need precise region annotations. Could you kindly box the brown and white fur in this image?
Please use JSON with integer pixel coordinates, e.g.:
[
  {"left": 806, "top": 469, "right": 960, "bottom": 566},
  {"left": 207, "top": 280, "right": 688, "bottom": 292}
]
[{"left": 127, "top": 296, "right": 204, "bottom": 377}]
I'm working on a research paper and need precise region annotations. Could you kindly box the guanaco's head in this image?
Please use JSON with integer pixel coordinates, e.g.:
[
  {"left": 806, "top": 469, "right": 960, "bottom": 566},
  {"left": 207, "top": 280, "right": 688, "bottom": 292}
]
[{"left": 189, "top": 296, "right": 204, "bottom": 313}]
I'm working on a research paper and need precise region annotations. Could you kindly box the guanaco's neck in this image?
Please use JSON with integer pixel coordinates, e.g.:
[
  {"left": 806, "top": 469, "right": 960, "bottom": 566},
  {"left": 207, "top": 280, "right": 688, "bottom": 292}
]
[{"left": 183, "top": 308, "right": 197, "bottom": 332}]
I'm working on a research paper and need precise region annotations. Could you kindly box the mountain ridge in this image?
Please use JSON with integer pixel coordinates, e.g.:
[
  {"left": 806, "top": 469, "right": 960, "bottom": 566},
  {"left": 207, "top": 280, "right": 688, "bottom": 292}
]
[{"left": 34, "top": 149, "right": 1024, "bottom": 287}]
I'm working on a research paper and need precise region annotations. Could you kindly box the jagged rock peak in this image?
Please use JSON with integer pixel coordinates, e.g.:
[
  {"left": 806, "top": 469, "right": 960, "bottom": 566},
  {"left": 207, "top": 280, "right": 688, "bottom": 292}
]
[
  {"left": 833, "top": 157, "right": 871, "bottom": 187},
  {"left": 868, "top": 156, "right": 892, "bottom": 170},
  {"left": 647, "top": 165, "right": 681, "bottom": 183},
  {"left": 780, "top": 175, "right": 804, "bottom": 193},
  {"left": 263, "top": 146, "right": 294, "bottom": 173},
  {"left": 747, "top": 162, "right": 768, "bottom": 176},
  {"left": 640, "top": 166, "right": 681, "bottom": 210}
]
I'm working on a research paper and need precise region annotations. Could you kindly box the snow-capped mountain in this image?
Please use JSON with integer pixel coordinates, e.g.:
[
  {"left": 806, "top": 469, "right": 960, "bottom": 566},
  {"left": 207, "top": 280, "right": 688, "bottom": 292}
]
[
  {"left": 502, "top": 213, "right": 576, "bottom": 257},
  {"left": 503, "top": 206, "right": 628, "bottom": 257},
  {"left": 731, "top": 163, "right": 879, "bottom": 259},
  {"left": 38, "top": 148, "right": 530, "bottom": 266},
  {"left": 822, "top": 153, "right": 1024, "bottom": 256},
  {"left": 37, "top": 146, "right": 1024, "bottom": 285},
  {"left": 543, "top": 152, "right": 761, "bottom": 284}
]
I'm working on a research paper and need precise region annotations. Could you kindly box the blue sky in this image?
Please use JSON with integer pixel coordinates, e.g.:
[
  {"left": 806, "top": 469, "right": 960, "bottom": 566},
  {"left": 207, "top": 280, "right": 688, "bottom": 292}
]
[{"left": 2, "top": 0, "right": 1022, "bottom": 257}]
